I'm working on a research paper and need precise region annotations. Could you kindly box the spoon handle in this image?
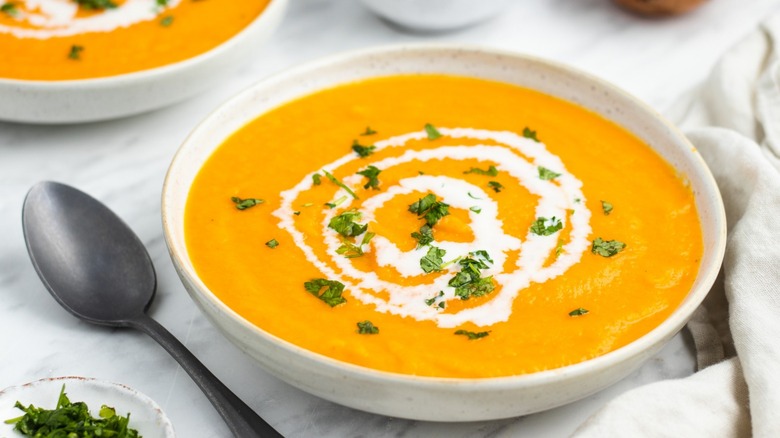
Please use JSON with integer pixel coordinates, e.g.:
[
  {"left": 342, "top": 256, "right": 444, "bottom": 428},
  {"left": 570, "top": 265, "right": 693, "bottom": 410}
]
[{"left": 128, "top": 314, "right": 283, "bottom": 438}]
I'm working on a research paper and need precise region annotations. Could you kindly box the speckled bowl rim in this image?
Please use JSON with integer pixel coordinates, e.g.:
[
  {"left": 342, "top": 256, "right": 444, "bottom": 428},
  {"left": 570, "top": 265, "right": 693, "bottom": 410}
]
[
  {"left": 162, "top": 44, "right": 726, "bottom": 415},
  {"left": 0, "top": 0, "right": 286, "bottom": 88}
]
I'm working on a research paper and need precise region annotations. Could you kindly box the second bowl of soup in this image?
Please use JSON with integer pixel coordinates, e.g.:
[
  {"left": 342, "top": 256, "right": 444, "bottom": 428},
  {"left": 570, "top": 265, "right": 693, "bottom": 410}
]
[{"left": 0, "top": 0, "right": 287, "bottom": 123}]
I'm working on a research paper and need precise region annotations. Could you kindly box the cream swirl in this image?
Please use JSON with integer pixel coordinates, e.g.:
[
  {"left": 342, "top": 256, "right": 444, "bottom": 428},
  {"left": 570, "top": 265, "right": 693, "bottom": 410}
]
[
  {"left": 273, "top": 128, "right": 592, "bottom": 328},
  {"left": 0, "top": 0, "right": 179, "bottom": 39}
]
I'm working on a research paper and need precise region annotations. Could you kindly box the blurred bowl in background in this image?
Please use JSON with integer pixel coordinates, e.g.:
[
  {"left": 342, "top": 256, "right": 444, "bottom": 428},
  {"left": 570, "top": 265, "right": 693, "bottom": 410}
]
[
  {"left": 614, "top": 0, "right": 708, "bottom": 16},
  {"left": 0, "top": 0, "right": 287, "bottom": 124},
  {"left": 360, "top": 0, "right": 510, "bottom": 32}
]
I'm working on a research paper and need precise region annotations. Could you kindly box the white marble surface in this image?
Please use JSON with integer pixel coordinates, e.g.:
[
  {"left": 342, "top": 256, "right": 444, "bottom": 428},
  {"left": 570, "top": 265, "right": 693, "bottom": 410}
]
[{"left": 0, "top": 0, "right": 777, "bottom": 436}]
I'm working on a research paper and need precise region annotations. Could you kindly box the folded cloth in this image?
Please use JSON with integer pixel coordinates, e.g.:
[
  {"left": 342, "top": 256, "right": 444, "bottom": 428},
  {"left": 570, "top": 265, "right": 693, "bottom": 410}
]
[{"left": 574, "top": 12, "right": 780, "bottom": 438}]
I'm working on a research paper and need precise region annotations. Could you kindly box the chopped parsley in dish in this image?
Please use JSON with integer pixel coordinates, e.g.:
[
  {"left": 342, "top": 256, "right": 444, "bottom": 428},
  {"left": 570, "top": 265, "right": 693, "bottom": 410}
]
[{"left": 5, "top": 385, "right": 140, "bottom": 438}]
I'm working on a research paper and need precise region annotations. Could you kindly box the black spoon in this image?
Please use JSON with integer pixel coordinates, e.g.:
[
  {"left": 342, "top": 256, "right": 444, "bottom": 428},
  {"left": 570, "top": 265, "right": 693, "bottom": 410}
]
[{"left": 21, "top": 181, "right": 282, "bottom": 438}]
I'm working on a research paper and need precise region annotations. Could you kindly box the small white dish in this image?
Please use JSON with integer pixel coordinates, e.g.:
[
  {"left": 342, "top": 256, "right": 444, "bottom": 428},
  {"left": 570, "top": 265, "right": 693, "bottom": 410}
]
[
  {"left": 0, "top": 377, "right": 174, "bottom": 437},
  {"left": 360, "top": 0, "right": 510, "bottom": 32},
  {"left": 0, "top": 0, "right": 287, "bottom": 124}
]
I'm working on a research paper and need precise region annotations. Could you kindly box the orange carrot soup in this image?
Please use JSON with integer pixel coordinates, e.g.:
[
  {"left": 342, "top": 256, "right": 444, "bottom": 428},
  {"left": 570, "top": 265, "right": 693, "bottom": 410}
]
[
  {"left": 185, "top": 75, "right": 703, "bottom": 378},
  {"left": 0, "top": 0, "right": 269, "bottom": 80}
]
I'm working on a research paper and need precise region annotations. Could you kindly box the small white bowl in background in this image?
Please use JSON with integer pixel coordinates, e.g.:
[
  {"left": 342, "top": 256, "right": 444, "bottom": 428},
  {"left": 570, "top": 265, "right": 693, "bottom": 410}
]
[
  {"left": 360, "top": 0, "right": 510, "bottom": 32},
  {"left": 0, "top": 0, "right": 287, "bottom": 124},
  {"left": 0, "top": 376, "right": 175, "bottom": 437}
]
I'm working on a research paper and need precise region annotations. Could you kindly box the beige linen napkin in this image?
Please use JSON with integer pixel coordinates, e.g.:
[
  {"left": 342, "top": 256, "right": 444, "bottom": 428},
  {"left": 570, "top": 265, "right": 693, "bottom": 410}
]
[{"left": 574, "top": 12, "right": 780, "bottom": 438}]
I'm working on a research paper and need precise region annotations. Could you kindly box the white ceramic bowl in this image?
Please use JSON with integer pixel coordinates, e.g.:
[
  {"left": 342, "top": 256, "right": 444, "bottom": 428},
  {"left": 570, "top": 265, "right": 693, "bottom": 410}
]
[
  {"left": 0, "top": 0, "right": 287, "bottom": 124},
  {"left": 360, "top": 0, "right": 510, "bottom": 32},
  {"left": 0, "top": 377, "right": 175, "bottom": 437},
  {"left": 161, "top": 45, "right": 726, "bottom": 421}
]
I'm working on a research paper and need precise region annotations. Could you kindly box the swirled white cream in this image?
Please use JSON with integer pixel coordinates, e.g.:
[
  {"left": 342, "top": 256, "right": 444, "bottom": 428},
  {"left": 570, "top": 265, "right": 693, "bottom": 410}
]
[
  {"left": 273, "top": 128, "right": 592, "bottom": 328},
  {"left": 0, "top": 0, "right": 179, "bottom": 39}
]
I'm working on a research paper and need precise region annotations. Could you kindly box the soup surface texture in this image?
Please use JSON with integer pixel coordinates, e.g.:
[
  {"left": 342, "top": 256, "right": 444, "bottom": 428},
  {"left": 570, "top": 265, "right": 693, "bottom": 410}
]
[
  {"left": 185, "top": 75, "right": 703, "bottom": 378},
  {"left": 0, "top": 0, "right": 269, "bottom": 80}
]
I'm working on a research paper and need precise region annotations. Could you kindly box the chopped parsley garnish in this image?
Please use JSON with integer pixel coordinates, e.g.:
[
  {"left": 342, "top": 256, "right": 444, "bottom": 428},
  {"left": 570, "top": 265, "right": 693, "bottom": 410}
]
[
  {"left": 470, "top": 250, "right": 494, "bottom": 264},
  {"left": 312, "top": 173, "right": 322, "bottom": 185},
  {"left": 425, "top": 291, "right": 445, "bottom": 307},
  {"left": 6, "top": 384, "right": 140, "bottom": 438},
  {"left": 408, "top": 193, "right": 450, "bottom": 227},
  {"left": 304, "top": 279, "right": 346, "bottom": 307},
  {"left": 73, "top": 0, "right": 117, "bottom": 10},
  {"left": 529, "top": 216, "right": 562, "bottom": 236},
  {"left": 360, "top": 126, "right": 377, "bottom": 136},
  {"left": 440, "top": 256, "right": 463, "bottom": 270},
  {"left": 469, "top": 206, "right": 482, "bottom": 214},
  {"left": 356, "top": 320, "right": 379, "bottom": 334},
  {"left": 574, "top": 198, "right": 581, "bottom": 203},
  {"left": 324, "top": 196, "right": 347, "bottom": 209},
  {"left": 411, "top": 224, "right": 434, "bottom": 248},
  {"left": 454, "top": 329, "right": 490, "bottom": 340},
  {"left": 449, "top": 251, "right": 495, "bottom": 300},
  {"left": 323, "top": 170, "right": 358, "bottom": 199},
  {"left": 450, "top": 275, "right": 494, "bottom": 301},
  {"left": 424, "top": 123, "right": 442, "bottom": 140},
  {"left": 160, "top": 15, "right": 174, "bottom": 26},
  {"left": 336, "top": 232, "right": 375, "bottom": 258},
  {"left": 488, "top": 181, "right": 504, "bottom": 193},
  {"left": 357, "top": 165, "right": 381, "bottom": 190},
  {"left": 265, "top": 239, "right": 279, "bottom": 249},
  {"left": 231, "top": 196, "right": 264, "bottom": 210},
  {"left": 538, "top": 166, "right": 561, "bottom": 180},
  {"left": 156, "top": 0, "right": 170, "bottom": 6},
  {"left": 601, "top": 200, "right": 613, "bottom": 215},
  {"left": 569, "top": 307, "right": 589, "bottom": 317},
  {"left": 351, "top": 140, "right": 376, "bottom": 158},
  {"left": 591, "top": 237, "right": 626, "bottom": 257},
  {"left": 555, "top": 240, "right": 564, "bottom": 257},
  {"left": 67, "top": 45, "right": 84, "bottom": 60},
  {"left": 1, "top": 2, "right": 18, "bottom": 16},
  {"left": 420, "top": 246, "right": 446, "bottom": 273},
  {"left": 464, "top": 165, "right": 498, "bottom": 176},
  {"left": 328, "top": 209, "right": 367, "bottom": 237},
  {"left": 523, "top": 126, "right": 539, "bottom": 142},
  {"left": 467, "top": 192, "right": 482, "bottom": 200}
]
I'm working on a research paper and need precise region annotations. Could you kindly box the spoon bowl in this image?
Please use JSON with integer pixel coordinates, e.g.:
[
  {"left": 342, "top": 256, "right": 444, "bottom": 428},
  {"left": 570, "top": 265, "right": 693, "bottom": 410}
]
[
  {"left": 23, "top": 181, "right": 155, "bottom": 325},
  {"left": 22, "top": 181, "right": 281, "bottom": 438}
]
